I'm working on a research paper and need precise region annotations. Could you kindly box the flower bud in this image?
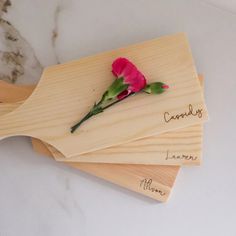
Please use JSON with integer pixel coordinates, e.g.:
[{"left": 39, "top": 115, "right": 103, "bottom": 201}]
[{"left": 143, "top": 82, "right": 169, "bottom": 94}]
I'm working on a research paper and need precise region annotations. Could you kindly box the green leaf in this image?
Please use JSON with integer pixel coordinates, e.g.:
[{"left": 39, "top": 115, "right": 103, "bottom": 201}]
[{"left": 103, "top": 77, "right": 128, "bottom": 101}]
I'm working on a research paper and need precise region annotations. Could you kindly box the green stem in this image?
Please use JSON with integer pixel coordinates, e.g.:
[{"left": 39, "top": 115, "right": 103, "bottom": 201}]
[
  {"left": 102, "top": 92, "right": 134, "bottom": 110},
  {"left": 70, "top": 92, "right": 135, "bottom": 133},
  {"left": 70, "top": 111, "right": 93, "bottom": 133}
]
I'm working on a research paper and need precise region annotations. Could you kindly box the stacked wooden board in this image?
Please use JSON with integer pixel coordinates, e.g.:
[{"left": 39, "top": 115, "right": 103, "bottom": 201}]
[{"left": 0, "top": 33, "right": 208, "bottom": 201}]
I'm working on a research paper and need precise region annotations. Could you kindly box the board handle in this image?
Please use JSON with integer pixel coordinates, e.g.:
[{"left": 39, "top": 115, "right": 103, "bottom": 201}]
[
  {"left": 0, "top": 109, "right": 24, "bottom": 139},
  {"left": 0, "top": 80, "right": 34, "bottom": 102},
  {"left": 0, "top": 81, "right": 35, "bottom": 140}
]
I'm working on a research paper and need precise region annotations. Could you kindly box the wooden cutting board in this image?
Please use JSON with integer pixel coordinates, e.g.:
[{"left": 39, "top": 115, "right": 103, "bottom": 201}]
[
  {"left": 0, "top": 33, "right": 208, "bottom": 158},
  {"left": 0, "top": 77, "right": 203, "bottom": 166},
  {"left": 0, "top": 87, "right": 179, "bottom": 202},
  {"left": 0, "top": 76, "right": 203, "bottom": 201},
  {"left": 49, "top": 124, "right": 202, "bottom": 165},
  {"left": 40, "top": 75, "right": 204, "bottom": 166},
  {"left": 31, "top": 140, "right": 180, "bottom": 202}
]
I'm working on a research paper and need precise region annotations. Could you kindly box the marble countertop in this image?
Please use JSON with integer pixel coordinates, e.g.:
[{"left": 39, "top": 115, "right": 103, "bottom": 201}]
[{"left": 0, "top": 0, "right": 236, "bottom": 235}]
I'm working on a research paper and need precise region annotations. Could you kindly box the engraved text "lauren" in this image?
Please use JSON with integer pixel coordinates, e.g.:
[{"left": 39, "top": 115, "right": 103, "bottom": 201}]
[{"left": 165, "top": 150, "right": 198, "bottom": 161}]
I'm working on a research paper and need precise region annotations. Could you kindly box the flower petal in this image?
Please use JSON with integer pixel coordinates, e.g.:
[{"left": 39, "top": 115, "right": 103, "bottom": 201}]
[
  {"left": 122, "top": 61, "right": 136, "bottom": 78},
  {"left": 112, "top": 57, "right": 147, "bottom": 93},
  {"left": 127, "top": 72, "right": 146, "bottom": 92},
  {"left": 112, "top": 58, "right": 128, "bottom": 77}
]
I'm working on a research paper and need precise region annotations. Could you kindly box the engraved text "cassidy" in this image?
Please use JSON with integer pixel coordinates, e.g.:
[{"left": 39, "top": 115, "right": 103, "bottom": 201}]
[{"left": 164, "top": 104, "right": 203, "bottom": 123}]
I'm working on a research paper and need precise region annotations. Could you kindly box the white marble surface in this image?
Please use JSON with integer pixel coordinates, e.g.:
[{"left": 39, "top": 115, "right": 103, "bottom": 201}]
[{"left": 0, "top": 0, "right": 236, "bottom": 235}]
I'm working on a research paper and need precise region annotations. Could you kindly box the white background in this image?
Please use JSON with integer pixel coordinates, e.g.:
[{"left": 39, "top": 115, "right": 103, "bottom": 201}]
[{"left": 0, "top": 0, "right": 236, "bottom": 235}]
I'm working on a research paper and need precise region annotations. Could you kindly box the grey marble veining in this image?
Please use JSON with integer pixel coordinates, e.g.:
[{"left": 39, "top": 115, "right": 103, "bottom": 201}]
[{"left": 0, "top": 0, "right": 42, "bottom": 84}]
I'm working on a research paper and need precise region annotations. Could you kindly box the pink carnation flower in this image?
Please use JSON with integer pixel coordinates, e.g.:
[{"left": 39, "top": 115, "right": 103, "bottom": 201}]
[
  {"left": 112, "top": 58, "right": 147, "bottom": 99},
  {"left": 71, "top": 57, "right": 168, "bottom": 133}
]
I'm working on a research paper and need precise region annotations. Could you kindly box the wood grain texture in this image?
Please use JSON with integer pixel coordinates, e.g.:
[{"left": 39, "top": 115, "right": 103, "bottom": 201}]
[
  {"left": 0, "top": 81, "right": 34, "bottom": 103},
  {"left": 46, "top": 76, "right": 204, "bottom": 165},
  {"left": 0, "top": 85, "right": 179, "bottom": 202},
  {"left": 0, "top": 33, "right": 208, "bottom": 158},
  {"left": 0, "top": 102, "right": 23, "bottom": 114},
  {"left": 0, "top": 76, "right": 204, "bottom": 165},
  {"left": 0, "top": 76, "right": 203, "bottom": 201},
  {"left": 31, "top": 139, "right": 179, "bottom": 201},
  {"left": 51, "top": 124, "right": 202, "bottom": 165}
]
